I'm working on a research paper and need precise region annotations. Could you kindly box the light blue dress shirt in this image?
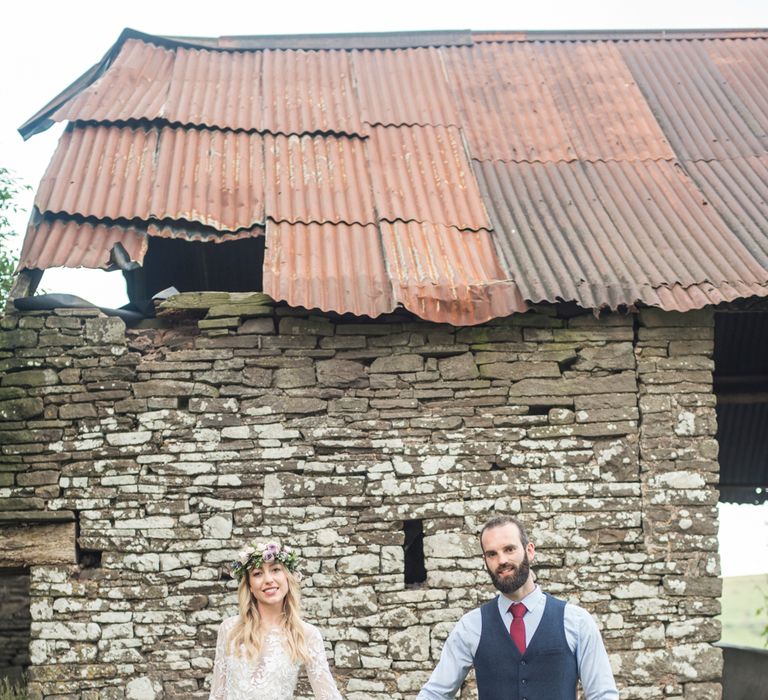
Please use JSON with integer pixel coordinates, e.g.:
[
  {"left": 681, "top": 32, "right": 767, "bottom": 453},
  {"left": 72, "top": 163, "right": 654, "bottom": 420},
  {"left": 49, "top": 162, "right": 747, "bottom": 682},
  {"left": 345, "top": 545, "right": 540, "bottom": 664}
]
[{"left": 416, "top": 586, "right": 618, "bottom": 700}]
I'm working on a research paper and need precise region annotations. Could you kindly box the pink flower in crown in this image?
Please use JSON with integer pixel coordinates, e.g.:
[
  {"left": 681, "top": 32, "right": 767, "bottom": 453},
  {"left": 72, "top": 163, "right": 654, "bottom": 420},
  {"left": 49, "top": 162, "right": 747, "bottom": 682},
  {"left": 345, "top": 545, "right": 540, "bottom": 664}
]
[
  {"left": 237, "top": 550, "right": 250, "bottom": 564},
  {"left": 283, "top": 546, "right": 293, "bottom": 553}
]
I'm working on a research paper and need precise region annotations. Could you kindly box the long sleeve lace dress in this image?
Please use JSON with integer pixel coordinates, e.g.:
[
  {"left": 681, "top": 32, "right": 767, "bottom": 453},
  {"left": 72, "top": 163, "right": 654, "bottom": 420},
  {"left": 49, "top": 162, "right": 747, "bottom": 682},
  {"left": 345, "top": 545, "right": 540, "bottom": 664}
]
[{"left": 209, "top": 616, "right": 343, "bottom": 700}]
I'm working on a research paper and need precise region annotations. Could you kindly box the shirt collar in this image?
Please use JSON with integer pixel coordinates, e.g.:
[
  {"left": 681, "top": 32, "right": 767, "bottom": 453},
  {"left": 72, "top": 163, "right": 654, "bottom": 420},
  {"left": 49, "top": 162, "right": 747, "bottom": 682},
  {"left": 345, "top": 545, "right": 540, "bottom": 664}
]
[{"left": 498, "top": 585, "right": 544, "bottom": 616}]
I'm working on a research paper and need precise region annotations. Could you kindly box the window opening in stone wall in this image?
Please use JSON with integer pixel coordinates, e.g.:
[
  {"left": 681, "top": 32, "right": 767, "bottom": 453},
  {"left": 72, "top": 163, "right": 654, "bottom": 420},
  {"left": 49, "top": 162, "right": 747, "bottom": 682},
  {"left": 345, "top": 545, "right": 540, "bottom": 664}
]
[
  {"left": 403, "top": 520, "right": 427, "bottom": 586},
  {"left": 0, "top": 567, "right": 31, "bottom": 683},
  {"left": 714, "top": 310, "right": 768, "bottom": 505}
]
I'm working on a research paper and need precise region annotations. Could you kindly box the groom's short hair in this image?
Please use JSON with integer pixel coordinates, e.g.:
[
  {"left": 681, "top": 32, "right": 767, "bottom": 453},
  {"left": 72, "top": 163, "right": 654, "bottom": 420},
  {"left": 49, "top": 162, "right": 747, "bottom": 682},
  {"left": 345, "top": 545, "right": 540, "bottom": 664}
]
[{"left": 479, "top": 515, "right": 530, "bottom": 550}]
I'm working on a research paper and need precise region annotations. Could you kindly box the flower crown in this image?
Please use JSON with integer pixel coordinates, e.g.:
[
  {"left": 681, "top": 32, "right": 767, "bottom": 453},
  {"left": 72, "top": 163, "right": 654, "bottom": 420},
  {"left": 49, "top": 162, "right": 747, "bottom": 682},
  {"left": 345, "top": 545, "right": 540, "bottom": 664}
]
[{"left": 231, "top": 541, "right": 299, "bottom": 581}]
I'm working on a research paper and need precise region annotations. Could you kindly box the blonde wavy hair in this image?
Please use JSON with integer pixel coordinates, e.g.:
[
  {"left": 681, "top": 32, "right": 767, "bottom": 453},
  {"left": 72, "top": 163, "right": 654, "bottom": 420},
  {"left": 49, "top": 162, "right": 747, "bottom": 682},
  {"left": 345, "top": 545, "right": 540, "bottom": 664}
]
[{"left": 227, "top": 564, "right": 309, "bottom": 664}]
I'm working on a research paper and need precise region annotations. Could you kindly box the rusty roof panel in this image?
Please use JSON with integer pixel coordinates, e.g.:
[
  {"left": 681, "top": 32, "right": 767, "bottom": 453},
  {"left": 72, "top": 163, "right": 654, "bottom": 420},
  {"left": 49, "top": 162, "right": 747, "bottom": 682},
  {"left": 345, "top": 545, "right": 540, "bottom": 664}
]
[
  {"left": 36, "top": 125, "right": 266, "bottom": 231},
  {"left": 539, "top": 42, "right": 675, "bottom": 161},
  {"left": 368, "top": 125, "right": 490, "bottom": 230},
  {"left": 474, "top": 158, "right": 768, "bottom": 309},
  {"left": 19, "top": 216, "right": 148, "bottom": 270},
  {"left": 52, "top": 39, "right": 174, "bottom": 125},
  {"left": 352, "top": 48, "right": 461, "bottom": 127},
  {"left": 19, "top": 213, "right": 263, "bottom": 271},
  {"left": 683, "top": 156, "right": 768, "bottom": 268},
  {"left": 705, "top": 40, "right": 768, "bottom": 145},
  {"left": 264, "top": 134, "right": 374, "bottom": 225},
  {"left": 163, "top": 46, "right": 263, "bottom": 130},
  {"left": 444, "top": 41, "right": 673, "bottom": 162},
  {"left": 443, "top": 43, "right": 577, "bottom": 162},
  {"left": 380, "top": 220, "right": 526, "bottom": 324},
  {"left": 620, "top": 40, "right": 768, "bottom": 161},
  {"left": 263, "top": 221, "right": 394, "bottom": 317},
  {"left": 261, "top": 50, "right": 362, "bottom": 136}
]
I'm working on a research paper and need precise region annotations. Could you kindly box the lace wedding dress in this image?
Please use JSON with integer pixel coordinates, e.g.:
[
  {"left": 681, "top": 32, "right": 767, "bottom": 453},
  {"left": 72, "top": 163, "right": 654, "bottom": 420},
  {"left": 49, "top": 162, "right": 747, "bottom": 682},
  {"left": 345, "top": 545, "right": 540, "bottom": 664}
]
[{"left": 209, "top": 616, "right": 343, "bottom": 699}]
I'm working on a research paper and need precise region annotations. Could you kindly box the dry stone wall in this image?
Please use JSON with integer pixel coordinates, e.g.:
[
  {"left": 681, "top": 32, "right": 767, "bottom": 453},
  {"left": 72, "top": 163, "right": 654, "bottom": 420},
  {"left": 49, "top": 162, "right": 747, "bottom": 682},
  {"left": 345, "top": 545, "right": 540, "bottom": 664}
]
[{"left": 0, "top": 296, "right": 722, "bottom": 699}]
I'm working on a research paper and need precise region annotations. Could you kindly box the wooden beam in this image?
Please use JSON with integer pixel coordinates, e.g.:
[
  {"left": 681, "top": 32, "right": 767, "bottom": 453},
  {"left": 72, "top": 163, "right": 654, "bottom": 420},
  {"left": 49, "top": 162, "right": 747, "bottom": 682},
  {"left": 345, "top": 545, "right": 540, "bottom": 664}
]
[
  {"left": 0, "top": 521, "right": 76, "bottom": 567},
  {"left": 4, "top": 269, "right": 43, "bottom": 313}
]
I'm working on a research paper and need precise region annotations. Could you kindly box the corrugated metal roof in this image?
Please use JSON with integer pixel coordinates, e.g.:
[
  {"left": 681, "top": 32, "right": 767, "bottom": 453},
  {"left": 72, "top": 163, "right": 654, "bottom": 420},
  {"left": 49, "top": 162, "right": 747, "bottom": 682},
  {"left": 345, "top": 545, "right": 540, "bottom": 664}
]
[
  {"left": 367, "top": 125, "right": 490, "bottom": 230},
  {"left": 620, "top": 40, "right": 768, "bottom": 160},
  {"left": 52, "top": 39, "right": 174, "bottom": 125},
  {"left": 446, "top": 41, "right": 675, "bottom": 163},
  {"left": 18, "top": 213, "right": 264, "bottom": 271},
  {"left": 474, "top": 158, "right": 768, "bottom": 309},
  {"left": 263, "top": 221, "right": 394, "bottom": 318},
  {"left": 682, "top": 156, "right": 768, "bottom": 268},
  {"left": 264, "top": 134, "right": 374, "bottom": 225},
  {"left": 36, "top": 124, "right": 266, "bottom": 232},
  {"left": 379, "top": 220, "right": 525, "bottom": 324},
  {"left": 19, "top": 216, "right": 148, "bottom": 269},
  {"left": 352, "top": 48, "right": 460, "bottom": 127},
  {"left": 443, "top": 43, "right": 577, "bottom": 163},
  {"left": 16, "top": 29, "right": 768, "bottom": 323}
]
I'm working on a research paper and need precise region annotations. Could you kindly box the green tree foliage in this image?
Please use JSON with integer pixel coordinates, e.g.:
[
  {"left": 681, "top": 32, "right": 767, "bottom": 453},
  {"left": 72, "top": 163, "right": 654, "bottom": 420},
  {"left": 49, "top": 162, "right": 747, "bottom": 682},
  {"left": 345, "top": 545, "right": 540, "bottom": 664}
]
[{"left": 0, "top": 167, "right": 30, "bottom": 302}]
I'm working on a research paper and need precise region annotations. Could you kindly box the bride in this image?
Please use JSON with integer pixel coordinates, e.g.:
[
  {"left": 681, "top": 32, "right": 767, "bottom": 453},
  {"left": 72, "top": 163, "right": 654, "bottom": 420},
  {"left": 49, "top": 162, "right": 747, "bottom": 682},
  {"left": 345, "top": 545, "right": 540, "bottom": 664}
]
[{"left": 209, "top": 540, "right": 343, "bottom": 699}]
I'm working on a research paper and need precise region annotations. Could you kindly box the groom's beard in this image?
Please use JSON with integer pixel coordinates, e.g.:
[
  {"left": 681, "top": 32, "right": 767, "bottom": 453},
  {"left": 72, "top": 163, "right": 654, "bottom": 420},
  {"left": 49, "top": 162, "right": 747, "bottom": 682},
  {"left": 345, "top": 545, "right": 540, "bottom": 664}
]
[{"left": 487, "top": 552, "right": 531, "bottom": 595}]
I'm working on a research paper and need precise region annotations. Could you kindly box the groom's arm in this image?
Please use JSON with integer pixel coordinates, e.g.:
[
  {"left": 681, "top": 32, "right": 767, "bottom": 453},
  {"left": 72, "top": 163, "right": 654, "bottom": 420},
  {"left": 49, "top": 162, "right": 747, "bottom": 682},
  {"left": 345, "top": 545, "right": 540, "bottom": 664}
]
[{"left": 416, "top": 612, "right": 480, "bottom": 700}]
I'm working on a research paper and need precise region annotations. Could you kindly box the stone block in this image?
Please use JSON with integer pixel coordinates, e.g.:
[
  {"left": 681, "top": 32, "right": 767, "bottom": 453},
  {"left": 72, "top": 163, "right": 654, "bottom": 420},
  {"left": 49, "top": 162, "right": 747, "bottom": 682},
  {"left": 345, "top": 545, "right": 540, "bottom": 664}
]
[
  {"left": 370, "top": 354, "right": 424, "bottom": 374},
  {"left": 479, "top": 361, "right": 560, "bottom": 380},
  {"left": 58, "top": 403, "right": 98, "bottom": 420},
  {"left": 274, "top": 366, "right": 316, "bottom": 388},
  {"left": 239, "top": 317, "right": 275, "bottom": 335},
  {"left": 0, "top": 397, "right": 44, "bottom": 420},
  {"left": 84, "top": 317, "right": 126, "bottom": 344},
  {"left": 1, "top": 369, "right": 59, "bottom": 387},
  {"left": 438, "top": 353, "right": 479, "bottom": 380},
  {"left": 423, "top": 532, "right": 477, "bottom": 559},
  {"left": 0, "top": 521, "right": 76, "bottom": 566},
  {"left": 279, "top": 316, "right": 335, "bottom": 336},
  {"left": 0, "top": 328, "right": 38, "bottom": 349},
  {"left": 389, "top": 626, "right": 430, "bottom": 661},
  {"left": 317, "top": 359, "right": 368, "bottom": 386}
]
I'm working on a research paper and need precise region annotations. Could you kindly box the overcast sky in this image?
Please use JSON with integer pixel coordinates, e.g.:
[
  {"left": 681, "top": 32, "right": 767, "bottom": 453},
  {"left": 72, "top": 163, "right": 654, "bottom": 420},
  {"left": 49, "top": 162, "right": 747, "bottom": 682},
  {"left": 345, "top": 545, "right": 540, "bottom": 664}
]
[{"left": 2, "top": 1, "right": 768, "bottom": 576}]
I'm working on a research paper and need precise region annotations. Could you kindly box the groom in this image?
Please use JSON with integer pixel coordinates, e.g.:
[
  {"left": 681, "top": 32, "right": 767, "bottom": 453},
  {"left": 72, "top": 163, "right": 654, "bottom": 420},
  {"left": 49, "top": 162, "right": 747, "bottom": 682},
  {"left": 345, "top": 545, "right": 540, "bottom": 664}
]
[{"left": 416, "top": 515, "right": 618, "bottom": 700}]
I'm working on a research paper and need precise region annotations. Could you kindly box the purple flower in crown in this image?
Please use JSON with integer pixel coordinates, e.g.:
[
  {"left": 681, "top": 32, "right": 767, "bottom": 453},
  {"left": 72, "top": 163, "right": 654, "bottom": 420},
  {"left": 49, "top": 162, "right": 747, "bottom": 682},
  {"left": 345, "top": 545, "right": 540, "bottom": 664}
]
[
  {"left": 265, "top": 542, "right": 280, "bottom": 554},
  {"left": 262, "top": 550, "right": 276, "bottom": 562}
]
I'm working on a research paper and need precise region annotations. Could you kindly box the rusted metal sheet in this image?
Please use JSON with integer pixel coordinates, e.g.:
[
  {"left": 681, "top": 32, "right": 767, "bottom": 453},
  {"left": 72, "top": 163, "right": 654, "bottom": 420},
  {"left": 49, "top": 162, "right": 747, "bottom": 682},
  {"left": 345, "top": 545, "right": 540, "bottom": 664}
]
[
  {"left": 263, "top": 221, "right": 394, "bottom": 317},
  {"left": 163, "top": 46, "right": 263, "bottom": 130},
  {"left": 264, "top": 134, "right": 374, "bottom": 225},
  {"left": 444, "top": 41, "right": 673, "bottom": 162},
  {"left": 19, "top": 214, "right": 263, "bottom": 271},
  {"left": 261, "top": 49, "right": 362, "bottom": 136},
  {"left": 682, "top": 156, "right": 768, "bottom": 267},
  {"left": 705, "top": 40, "right": 768, "bottom": 148},
  {"left": 379, "top": 221, "right": 526, "bottom": 324},
  {"left": 367, "top": 125, "right": 490, "bottom": 230},
  {"left": 443, "top": 43, "right": 577, "bottom": 162},
  {"left": 36, "top": 125, "right": 266, "bottom": 231},
  {"left": 620, "top": 40, "right": 768, "bottom": 160},
  {"left": 535, "top": 42, "right": 675, "bottom": 161},
  {"left": 352, "top": 48, "right": 461, "bottom": 127},
  {"left": 45, "top": 40, "right": 364, "bottom": 136},
  {"left": 52, "top": 39, "right": 174, "bottom": 125},
  {"left": 474, "top": 158, "right": 768, "bottom": 310},
  {"left": 16, "top": 29, "right": 768, "bottom": 322},
  {"left": 19, "top": 216, "right": 148, "bottom": 270}
]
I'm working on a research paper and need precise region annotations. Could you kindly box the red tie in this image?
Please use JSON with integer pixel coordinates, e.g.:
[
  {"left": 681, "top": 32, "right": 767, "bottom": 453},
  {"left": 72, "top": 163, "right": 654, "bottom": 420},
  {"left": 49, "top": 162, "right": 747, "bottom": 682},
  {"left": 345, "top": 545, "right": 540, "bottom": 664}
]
[{"left": 509, "top": 602, "right": 527, "bottom": 655}]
